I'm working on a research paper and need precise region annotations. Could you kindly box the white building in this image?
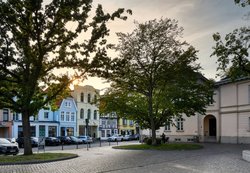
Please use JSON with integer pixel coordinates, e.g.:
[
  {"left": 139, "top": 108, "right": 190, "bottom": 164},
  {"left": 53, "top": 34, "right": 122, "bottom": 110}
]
[
  {"left": 141, "top": 77, "right": 250, "bottom": 144},
  {"left": 71, "top": 85, "right": 100, "bottom": 138}
]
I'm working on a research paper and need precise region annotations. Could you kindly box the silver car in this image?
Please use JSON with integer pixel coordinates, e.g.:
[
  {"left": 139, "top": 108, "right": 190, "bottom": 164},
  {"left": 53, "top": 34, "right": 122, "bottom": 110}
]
[{"left": 0, "top": 138, "right": 19, "bottom": 155}]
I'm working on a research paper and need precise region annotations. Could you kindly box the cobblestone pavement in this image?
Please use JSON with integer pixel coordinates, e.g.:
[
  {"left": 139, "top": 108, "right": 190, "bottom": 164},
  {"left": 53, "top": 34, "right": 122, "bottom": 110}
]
[{"left": 1, "top": 142, "right": 250, "bottom": 173}]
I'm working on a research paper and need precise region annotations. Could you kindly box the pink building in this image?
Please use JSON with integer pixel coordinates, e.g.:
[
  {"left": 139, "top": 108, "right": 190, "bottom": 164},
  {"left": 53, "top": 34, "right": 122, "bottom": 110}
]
[{"left": 0, "top": 108, "right": 13, "bottom": 138}]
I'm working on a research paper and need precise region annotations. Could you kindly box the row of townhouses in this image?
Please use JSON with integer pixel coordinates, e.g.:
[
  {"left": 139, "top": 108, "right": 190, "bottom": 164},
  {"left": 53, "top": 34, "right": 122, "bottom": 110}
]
[
  {"left": 0, "top": 85, "right": 138, "bottom": 140},
  {"left": 142, "top": 77, "right": 250, "bottom": 144},
  {"left": 1, "top": 77, "right": 250, "bottom": 144}
]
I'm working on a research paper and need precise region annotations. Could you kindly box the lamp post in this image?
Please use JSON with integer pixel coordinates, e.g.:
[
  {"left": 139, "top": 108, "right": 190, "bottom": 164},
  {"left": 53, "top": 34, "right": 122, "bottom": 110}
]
[{"left": 85, "top": 118, "right": 89, "bottom": 136}]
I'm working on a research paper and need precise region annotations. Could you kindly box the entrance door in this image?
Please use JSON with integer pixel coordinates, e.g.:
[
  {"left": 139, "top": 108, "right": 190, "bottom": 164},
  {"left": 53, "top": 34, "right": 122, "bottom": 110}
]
[{"left": 209, "top": 118, "right": 216, "bottom": 136}]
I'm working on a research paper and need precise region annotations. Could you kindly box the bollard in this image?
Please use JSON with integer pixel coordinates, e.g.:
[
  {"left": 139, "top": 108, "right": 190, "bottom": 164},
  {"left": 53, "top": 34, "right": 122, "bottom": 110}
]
[
  {"left": 61, "top": 142, "right": 64, "bottom": 150},
  {"left": 87, "top": 142, "right": 89, "bottom": 151}
]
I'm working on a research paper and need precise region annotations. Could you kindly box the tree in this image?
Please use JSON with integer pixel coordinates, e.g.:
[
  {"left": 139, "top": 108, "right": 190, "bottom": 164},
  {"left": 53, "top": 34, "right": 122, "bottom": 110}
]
[
  {"left": 0, "top": 0, "right": 130, "bottom": 155},
  {"left": 211, "top": 27, "right": 250, "bottom": 78},
  {"left": 235, "top": 0, "right": 250, "bottom": 7},
  {"left": 99, "top": 18, "right": 214, "bottom": 145}
]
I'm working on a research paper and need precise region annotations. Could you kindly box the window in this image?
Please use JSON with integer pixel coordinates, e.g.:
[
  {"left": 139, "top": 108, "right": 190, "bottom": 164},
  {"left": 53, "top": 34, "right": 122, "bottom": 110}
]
[
  {"left": 122, "top": 118, "right": 127, "bottom": 125},
  {"left": 176, "top": 118, "right": 184, "bottom": 131},
  {"left": 81, "top": 93, "right": 84, "bottom": 102},
  {"left": 49, "top": 126, "right": 57, "bottom": 137},
  {"left": 165, "top": 122, "right": 171, "bottom": 131},
  {"left": 44, "top": 112, "right": 49, "bottom": 119},
  {"left": 3, "top": 109, "right": 9, "bottom": 121},
  {"left": 71, "top": 112, "right": 75, "bottom": 121},
  {"left": 88, "top": 93, "right": 91, "bottom": 103},
  {"left": 80, "top": 109, "right": 84, "bottom": 119},
  {"left": 129, "top": 120, "right": 134, "bottom": 126},
  {"left": 39, "top": 125, "right": 45, "bottom": 137},
  {"left": 94, "top": 94, "right": 97, "bottom": 102},
  {"left": 61, "top": 111, "right": 65, "bottom": 121},
  {"left": 87, "top": 109, "right": 91, "bottom": 119},
  {"left": 13, "top": 112, "right": 19, "bottom": 121},
  {"left": 65, "top": 101, "right": 71, "bottom": 108},
  {"left": 66, "top": 112, "right": 70, "bottom": 121},
  {"left": 94, "top": 110, "right": 97, "bottom": 120}
]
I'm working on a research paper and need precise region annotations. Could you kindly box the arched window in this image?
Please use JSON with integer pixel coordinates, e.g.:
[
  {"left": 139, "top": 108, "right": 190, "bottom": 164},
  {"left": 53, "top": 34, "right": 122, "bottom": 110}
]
[
  {"left": 87, "top": 109, "right": 91, "bottom": 119},
  {"left": 94, "top": 110, "right": 97, "bottom": 120},
  {"left": 80, "top": 109, "right": 84, "bottom": 119},
  {"left": 88, "top": 93, "right": 91, "bottom": 103},
  {"left": 81, "top": 93, "right": 84, "bottom": 102}
]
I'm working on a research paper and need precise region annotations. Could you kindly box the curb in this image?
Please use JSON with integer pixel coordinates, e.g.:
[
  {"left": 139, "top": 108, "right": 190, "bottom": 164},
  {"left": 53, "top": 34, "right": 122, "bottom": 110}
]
[{"left": 0, "top": 155, "right": 78, "bottom": 166}]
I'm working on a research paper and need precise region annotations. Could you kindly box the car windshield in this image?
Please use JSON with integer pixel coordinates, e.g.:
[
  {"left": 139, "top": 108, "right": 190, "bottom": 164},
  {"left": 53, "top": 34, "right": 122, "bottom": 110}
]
[{"left": 0, "top": 138, "right": 11, "bottom": 144}]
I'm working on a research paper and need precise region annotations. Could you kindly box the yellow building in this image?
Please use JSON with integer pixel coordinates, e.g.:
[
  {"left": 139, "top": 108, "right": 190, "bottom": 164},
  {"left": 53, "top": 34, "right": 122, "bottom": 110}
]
[{"left": 118, "top": 118, "right": 138, "bottom": 135}]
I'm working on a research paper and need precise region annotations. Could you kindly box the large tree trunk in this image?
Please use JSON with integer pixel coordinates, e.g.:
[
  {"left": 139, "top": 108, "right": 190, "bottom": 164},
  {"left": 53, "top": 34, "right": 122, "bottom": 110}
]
[
  {"left": 22, "top": 111, "right": 33, "bottom": 155},
  {"left": 148, "top": 90, "right": 157, "bottom": 145}
]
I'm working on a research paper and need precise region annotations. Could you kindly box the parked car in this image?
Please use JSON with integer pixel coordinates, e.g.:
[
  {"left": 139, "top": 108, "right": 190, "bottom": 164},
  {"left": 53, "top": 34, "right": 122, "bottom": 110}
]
[
  {"left": 56, "top": 136, "right": 72, "bottom": 145},
  {"left": 122, "top": 135, "right": 131, "bottom": 141},
  {"left": 0, "top": 138, "right": 19, "bottom": 155},
  {"left": 69, "top": 136, "right": 83, "bottom": 144},
  {"left": 16, "top": 137, "right": 38, "bottom": 148},
  {"left": 107, "top": 134, "right": 123, "bottom": 142},
  {"left": 78, "top": 136, "right": 93, "bottom": 144},
  {"left": 129, "top": 134, "right": 140, "bottom": 140},
  {"left": 45, "top": 137, "right": 60, "bottom": 146}
]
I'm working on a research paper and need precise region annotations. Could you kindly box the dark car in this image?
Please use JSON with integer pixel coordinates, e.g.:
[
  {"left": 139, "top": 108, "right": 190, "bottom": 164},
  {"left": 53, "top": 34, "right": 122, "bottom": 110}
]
[
  {"left": 0, "top": 138, "right": 19, "bottom": 155},
  {"left": 45, "top": 137, "right": 60, "bottom": 146},
  {"left": 56, "top": 136, "right": 72, "bottom": 145},
  {"left": 16, "top": 137, "right": 38, "bottom": 148}
]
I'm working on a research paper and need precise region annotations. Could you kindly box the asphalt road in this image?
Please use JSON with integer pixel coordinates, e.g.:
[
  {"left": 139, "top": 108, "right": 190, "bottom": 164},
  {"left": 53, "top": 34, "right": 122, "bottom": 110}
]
[{"left": 1, "top": 142, "right": 250, "bottom": 173}]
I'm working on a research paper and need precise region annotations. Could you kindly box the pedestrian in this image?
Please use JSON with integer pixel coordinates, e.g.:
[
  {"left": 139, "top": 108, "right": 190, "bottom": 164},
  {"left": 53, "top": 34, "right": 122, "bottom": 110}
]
[{"left": 161, "top": 133, "right": 166, "bottom": 144}]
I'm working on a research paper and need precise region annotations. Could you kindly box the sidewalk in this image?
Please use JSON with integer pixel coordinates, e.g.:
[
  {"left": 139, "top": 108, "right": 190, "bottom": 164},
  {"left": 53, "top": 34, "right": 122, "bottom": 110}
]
[{"left": 0, "top": 143, "right": 250, "bottom": 173}]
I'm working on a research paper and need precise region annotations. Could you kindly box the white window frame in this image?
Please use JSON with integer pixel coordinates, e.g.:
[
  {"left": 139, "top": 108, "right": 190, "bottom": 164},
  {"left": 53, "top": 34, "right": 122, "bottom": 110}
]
[
  {"left": 61, "top": 111, "right": 65, "bottom": 121},
  {"left": 44, "top": 112, "right": 49, "bottom": 119},
  {"left": 176, "top": 118, "right": 184, "bottom": 131}
]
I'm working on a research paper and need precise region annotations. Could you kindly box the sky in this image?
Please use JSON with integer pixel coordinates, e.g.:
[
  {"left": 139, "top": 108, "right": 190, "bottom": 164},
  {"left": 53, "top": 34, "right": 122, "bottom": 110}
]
[{"left": 80, "top": 0, "right": 249, "bottom": 91}]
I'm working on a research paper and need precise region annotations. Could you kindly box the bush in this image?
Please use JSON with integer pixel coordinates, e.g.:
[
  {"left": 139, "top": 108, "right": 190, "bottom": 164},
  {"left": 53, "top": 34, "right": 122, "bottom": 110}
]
[
  {"left": 143, "top": 137, "right": 161, "bottom": 145},
  {"left": 146, "top": 138, "right": 152, "bottom": 145}
]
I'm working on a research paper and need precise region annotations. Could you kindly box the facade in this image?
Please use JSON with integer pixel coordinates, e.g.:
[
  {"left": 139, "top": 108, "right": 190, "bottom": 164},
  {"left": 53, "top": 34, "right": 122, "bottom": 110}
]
[
  {"left": 99, "top": 113, "right": 118, "bottom": 140},
  {"left": 0, "top": 108, "right": 13, "bottom": 138},
  {"left": 56, "top": 97, "right": 77, "bottom": 137},
  {"left": 118, "top": 118, "right": 138, "bottom": 136},
  {"left": 71, "top": 85, "right": 100, "bottom": 138},
  {"left": 12, "top": 97, "right": 77, "bottom": 138},
  {"left": 12, "top": 108, "right": 59, "bottom": 138},
  {"left": 141, "top": 77, "right": 250, "bottom": 144}
]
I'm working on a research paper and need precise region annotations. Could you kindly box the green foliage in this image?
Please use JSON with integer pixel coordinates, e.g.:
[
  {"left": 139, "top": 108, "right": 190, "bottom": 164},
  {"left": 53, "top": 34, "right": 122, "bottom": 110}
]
[
  {"left": 0, "top": 153, "right": 77, "bottom": 163},
  {"left": 99, "top": 18, "right": 214, "bottom": 145},
  {"left": 211, "top": 27, "right": 250, "bottom": 79},
  {"left": 113, "top": 143, "right": 203, "bottom": 150},
  {"left": 0, "top": 0, "right": 130, "bottom": 155}
]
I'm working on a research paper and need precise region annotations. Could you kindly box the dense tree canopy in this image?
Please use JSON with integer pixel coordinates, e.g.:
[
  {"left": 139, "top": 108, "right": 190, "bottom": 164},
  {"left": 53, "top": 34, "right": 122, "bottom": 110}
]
[
  {"left": 99, "top": 18, "right": 214, "bottom": 145},
  {"left": 0, "top": 0, "right": 130, "bottom": 155},
  {"left": 211, "top": 27, "right": 250, "bottom": 78}
]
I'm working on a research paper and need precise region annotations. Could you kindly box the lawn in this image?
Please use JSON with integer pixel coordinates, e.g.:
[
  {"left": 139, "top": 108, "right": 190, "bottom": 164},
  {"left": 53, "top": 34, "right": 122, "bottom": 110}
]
[
  {"left": 0, "top": 153, "right": 78, "bottom": 164},
  {"left": 113, "top": 143, "right": 203, "bottom": 150}
]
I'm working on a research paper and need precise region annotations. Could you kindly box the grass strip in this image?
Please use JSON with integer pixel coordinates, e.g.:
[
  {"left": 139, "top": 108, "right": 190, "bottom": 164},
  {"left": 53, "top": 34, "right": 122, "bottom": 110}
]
[
  {"left": 0, "top": 153, "right": 77, "bottom": 164},
  {"left": 113, "top": 143, "right": 203, "bottom": 150}
]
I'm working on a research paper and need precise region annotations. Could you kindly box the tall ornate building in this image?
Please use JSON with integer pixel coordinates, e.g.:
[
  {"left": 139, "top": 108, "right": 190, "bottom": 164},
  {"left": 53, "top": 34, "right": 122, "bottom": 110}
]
[{"left": 71, "top": 85, "right": 100, "bottom": 138}]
